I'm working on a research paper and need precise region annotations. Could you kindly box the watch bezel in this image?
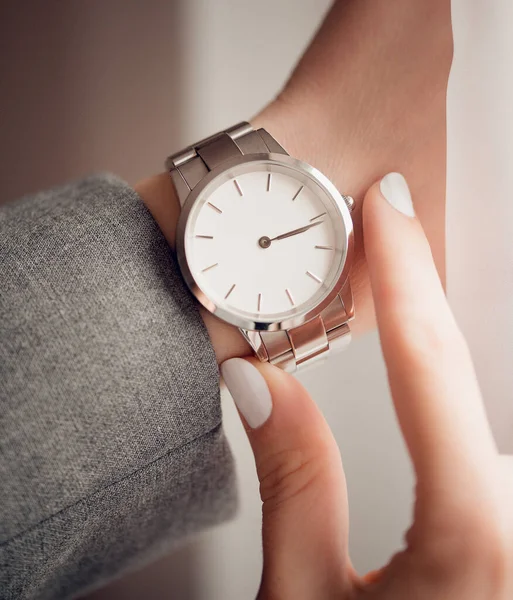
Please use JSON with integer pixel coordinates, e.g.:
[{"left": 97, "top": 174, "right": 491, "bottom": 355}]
[{"left": 175, "top": 153, "right": 354, "bottom": 332}]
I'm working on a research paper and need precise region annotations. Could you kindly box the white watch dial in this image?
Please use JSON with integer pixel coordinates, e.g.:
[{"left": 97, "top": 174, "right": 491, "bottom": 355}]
[{"left": 184, "top": 160, "right": 348, "bottom": 323}]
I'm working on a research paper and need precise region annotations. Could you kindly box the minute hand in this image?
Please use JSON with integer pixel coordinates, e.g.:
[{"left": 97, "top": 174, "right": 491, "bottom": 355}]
[{"left": 271, "top": 220, "right": 323, "bottom": 242}]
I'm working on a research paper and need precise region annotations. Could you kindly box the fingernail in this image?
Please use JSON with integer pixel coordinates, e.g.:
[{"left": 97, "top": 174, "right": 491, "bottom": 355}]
[
  {"left": 380, "top": 172, "right": 415, "bottom": 217},
  {"left": 221, "top": 358, "right": 272, "bottom": 428}
]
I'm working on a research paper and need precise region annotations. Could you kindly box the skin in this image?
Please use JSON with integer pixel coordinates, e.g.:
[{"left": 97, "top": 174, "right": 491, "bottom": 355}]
[
  {"left": 241, "top": 180, "right": 513, "bottom": 599},
  {"left": 137, "top": 1, "right": 513, "bottom": 596}
]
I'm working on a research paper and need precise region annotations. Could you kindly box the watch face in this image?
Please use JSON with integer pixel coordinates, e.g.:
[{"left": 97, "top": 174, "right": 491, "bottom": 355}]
[{"left": 178, "top": 156, "right": 353, "bottom": 330}]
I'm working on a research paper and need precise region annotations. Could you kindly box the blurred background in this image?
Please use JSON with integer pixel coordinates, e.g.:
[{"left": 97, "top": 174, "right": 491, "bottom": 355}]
[{"left": 0, "top": 2, "right": 414, "bottom": 598}]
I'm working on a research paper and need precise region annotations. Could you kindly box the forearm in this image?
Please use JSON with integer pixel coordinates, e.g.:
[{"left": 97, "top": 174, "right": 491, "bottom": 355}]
[{"left": 136, "top": 0, "right": 452, "bottom": 361}]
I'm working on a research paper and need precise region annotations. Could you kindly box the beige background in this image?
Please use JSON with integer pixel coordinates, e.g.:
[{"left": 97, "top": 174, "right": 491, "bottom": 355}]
[{"left": 0, "top": 2, "right": 414, "bottom": 598}]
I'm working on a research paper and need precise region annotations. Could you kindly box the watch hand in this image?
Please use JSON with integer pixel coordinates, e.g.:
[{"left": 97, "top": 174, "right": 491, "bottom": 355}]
[
  {"left": 271, "top": 220, "right": 323, "bottom": 242},
  {"left": 258, "top": 220, "right": 322, "bottom": 249}
]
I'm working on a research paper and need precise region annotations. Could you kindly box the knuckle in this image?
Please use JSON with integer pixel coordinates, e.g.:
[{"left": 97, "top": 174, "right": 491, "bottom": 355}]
[{"left": 258, "top": 447, "right": 327, "bottom": 513}]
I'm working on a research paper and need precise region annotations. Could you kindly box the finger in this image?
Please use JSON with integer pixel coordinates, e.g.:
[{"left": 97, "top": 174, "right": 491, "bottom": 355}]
[
  {"left": 221, "top": 358, "right": 353, "bottom": 599},
  {"left": 363, "top": 173, "right": 497, "bottom": 499}
]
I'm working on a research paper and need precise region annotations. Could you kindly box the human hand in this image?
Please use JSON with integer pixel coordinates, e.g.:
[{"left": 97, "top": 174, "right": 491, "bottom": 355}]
[
  {"left": 137, "top": 0, "right": 452, "bottom": 363},
  {"left": 220, "top": 173, "right": 513, "bottom": 599}
]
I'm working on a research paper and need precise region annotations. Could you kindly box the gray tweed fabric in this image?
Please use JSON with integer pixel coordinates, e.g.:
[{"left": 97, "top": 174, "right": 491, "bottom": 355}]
[{"left": 0, "top": 175, "right": 237, "bottom": 599}]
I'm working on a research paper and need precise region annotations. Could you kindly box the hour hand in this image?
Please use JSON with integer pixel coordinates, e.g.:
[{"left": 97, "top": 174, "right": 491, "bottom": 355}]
[{"left": 259, "top": 220, "right": 322, "bottom": 249}]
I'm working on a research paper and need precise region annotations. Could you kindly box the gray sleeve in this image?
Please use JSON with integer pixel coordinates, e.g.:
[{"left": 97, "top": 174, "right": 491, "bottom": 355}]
[{"left": 0, "top": 175, "right": 237, "bottom": 600}]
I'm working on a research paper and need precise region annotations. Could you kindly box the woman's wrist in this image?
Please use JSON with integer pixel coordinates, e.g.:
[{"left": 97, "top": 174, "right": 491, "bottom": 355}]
[
  {"left": 135, "top": 98, "right": 372, "bottom": 365},
  {"left": 136, "top": 0, "right": 452, "bottom": 363}
]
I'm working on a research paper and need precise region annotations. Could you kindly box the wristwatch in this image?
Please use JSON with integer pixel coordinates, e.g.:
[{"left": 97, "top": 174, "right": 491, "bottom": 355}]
[{"left": 166, "top": 122, "right": 355, "bottom": 372}]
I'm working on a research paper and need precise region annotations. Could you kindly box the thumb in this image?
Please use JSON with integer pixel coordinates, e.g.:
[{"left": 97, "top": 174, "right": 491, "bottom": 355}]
[{"left": 221, "top": 358, "right": 352, "bottom": 599}]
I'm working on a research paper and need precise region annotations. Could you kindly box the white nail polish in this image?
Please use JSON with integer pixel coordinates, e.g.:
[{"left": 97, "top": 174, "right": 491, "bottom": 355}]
[
  {"left": 221, "top": 358, "right": 272, "bottom": 428},
  {"left": 380, "top": 172, "right": 415, "bottom": 217}
]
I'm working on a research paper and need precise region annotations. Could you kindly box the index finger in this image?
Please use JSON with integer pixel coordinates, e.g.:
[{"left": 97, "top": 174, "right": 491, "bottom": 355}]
[{"left": 363, "top": 173, "right": 497, "bottom": 498}]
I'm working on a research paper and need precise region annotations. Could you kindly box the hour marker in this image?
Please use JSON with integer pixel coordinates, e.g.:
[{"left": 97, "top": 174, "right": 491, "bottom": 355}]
[
  {"left": 257, "top": 293, "right": 262, "bottom": 312},
  {"left": 266, "top": 173, "right": 271, "bottom": 192},
  {"left": 225, "top": 283, "right": 236, "bottom": 299},
  {"left": 292, "top": 185, "right": 304, "bottom": 201},
  {"left": 207, "top": 202, "right": 222, "bottom": 214},
  {"left": 285, "top": 288, "right": 295, "bottom": 306},
  {"left": 315, "top": 245, "right": 333, "bottom": 250},
  {"left": 306, "top": 270, "right": 322, "bottom": 283},
  {"left": 195, "top": 234, "right": 214, "bottom": 239},
  {"left": 201, "top": 263, "right": 219, "bottom": 273},
  {"left": 234, "top": 179, "right": 243, "bottom": 196},
  {"left": 310, "top": 212, "right": 327, "bottom": 222}
]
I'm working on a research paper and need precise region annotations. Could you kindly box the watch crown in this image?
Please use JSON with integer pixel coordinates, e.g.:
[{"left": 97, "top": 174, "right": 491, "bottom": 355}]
[{"left": 342, "top": 195, "right": 355, "bottom": 211}]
